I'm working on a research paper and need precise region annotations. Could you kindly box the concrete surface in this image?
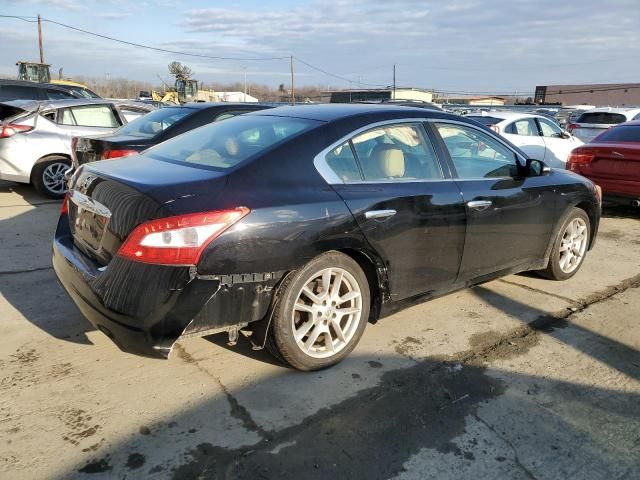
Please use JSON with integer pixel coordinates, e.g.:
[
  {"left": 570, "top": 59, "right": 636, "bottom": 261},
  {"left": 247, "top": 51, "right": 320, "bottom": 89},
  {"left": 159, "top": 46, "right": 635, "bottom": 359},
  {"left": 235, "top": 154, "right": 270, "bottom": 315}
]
[{"left": 0, "top": 180, "right": 638, "bottom": 479}]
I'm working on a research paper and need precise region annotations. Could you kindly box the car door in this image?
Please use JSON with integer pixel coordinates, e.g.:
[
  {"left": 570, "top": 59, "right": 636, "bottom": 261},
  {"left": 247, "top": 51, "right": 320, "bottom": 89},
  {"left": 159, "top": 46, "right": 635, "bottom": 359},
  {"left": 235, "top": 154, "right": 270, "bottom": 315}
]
[
  {"left": 502, "top": 118, "right": 546, "bottom": 161},
  {"left": 536, "top": 117, "right": 582, "bottom": 167},
  {"left": 318, "top": 121, "right": 466, "bottom": 300},
  {"left": 430, "top": 120, "right": 557, "bottom": 282}
]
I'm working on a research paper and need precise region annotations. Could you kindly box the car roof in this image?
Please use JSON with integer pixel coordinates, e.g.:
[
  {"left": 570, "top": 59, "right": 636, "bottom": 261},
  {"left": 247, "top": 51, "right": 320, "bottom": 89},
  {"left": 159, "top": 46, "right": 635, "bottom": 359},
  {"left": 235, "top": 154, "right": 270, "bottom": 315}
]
[
  {"left": 249, "top": 103, "right": 454, "bottom": 122},
  {"left": 166, "top": 102, "right": 273, "bottom": 111},
  {"left": 0, "top": 98, "right": 118, "bottom": 111},
  {"left": 614, "top": 120, "right": 640, "bottom": 127},
  {"left": 465, "top": 111, "right": 540, "bottom": 121},
  {"left": 0, "top": 78, "right": 72, "bottom": 92},
  {"left": 582, "top": 107, "right": 640, "bottom": 115}
]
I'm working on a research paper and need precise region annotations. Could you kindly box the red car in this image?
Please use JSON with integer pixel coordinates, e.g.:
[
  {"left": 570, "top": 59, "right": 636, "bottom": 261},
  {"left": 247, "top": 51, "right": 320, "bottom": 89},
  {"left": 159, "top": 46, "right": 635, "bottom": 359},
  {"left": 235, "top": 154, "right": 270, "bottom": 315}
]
[{"left": 567, "top": 121, "right": 640, "bottom": 206}]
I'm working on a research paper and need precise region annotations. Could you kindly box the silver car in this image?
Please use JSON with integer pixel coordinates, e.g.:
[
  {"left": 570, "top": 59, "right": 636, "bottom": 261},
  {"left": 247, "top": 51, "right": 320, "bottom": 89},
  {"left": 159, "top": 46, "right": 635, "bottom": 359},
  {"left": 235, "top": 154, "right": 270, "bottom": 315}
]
[{"left": 0, "top": 99, "right": 154, "bottom": 197}]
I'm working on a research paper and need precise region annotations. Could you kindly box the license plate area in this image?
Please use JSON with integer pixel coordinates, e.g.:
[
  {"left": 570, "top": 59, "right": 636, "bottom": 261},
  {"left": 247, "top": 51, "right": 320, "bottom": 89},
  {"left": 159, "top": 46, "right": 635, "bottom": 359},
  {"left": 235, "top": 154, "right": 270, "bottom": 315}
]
[{"left": 69, "top": 190, "right": 112, "bottom": 253}]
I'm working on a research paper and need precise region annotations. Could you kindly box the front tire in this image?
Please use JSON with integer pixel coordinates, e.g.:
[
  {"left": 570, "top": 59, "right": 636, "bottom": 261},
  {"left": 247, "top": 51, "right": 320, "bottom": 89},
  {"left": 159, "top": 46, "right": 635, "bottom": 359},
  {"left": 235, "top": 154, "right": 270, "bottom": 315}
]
[
  {"left": 540, "top": 207, "right": 590, "bottom": 281},
  {"left": 32, "top": 157, "right": 70, "bottom": 199},
  {"left": 266, "top": 252, "right": 370, "bottom": 371}
]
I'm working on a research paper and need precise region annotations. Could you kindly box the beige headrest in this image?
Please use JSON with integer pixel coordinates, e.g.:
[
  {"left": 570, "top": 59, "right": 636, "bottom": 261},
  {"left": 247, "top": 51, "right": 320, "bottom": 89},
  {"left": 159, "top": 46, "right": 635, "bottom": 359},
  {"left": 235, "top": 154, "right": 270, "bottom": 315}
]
[
  {"left": 372, "top": 146, "right": 405, "bottom": 178},
  {"left": 225, "top": 137, "right": 240, "bottom": 156}
]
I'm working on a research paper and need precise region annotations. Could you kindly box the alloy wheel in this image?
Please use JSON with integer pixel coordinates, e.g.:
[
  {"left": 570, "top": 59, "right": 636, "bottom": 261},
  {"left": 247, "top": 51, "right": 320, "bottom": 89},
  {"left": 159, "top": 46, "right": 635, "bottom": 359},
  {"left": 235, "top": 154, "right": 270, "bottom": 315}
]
[
  {"left": 291, "top": 267, "right": 363, "bottom": 359},
  {"left": 42, "top": 162, "right": 68, "bottom": 195},
  {"left": 558, "top": 218, "right": 588, "bottom": 273}
]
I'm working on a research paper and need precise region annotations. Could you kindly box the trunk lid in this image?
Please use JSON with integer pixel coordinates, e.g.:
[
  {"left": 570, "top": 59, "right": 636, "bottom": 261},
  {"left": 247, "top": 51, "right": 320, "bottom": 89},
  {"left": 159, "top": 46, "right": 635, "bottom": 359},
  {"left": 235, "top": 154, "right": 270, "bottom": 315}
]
[
  {"left": 74, "top": 135, "right": 152, "bottom": 167},
  {"left": 582, "top": 143, "right": 640, "bottom": 181},
  {"left": 68, "top": 156, "right": 228, "bottom": 265}
]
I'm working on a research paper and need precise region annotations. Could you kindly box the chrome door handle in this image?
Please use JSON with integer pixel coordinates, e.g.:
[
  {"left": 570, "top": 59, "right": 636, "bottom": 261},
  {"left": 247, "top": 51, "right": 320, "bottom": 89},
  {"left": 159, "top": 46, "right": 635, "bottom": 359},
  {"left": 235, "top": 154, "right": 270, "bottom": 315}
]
[
  {"left": 466, "top": 200, "right": 492, "bottom": 211},
  {"left": 365, "top": 209, "right": 397, "bottom": 220}
]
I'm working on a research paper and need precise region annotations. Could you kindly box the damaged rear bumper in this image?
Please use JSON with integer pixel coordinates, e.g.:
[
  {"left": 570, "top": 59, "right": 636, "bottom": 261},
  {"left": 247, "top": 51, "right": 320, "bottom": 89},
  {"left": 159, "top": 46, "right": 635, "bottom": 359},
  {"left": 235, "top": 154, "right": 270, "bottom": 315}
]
[{"left": 52, "top": 218, "right": 281, "bottom": 359}]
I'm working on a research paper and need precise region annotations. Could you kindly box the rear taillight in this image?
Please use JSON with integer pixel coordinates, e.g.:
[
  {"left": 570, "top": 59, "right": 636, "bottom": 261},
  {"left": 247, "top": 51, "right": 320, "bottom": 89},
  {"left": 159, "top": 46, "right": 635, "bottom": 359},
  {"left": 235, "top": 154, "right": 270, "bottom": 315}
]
[
  {"left": 566, "top": 151, "right": 595, "bottom": 172},
  {"left": 0, "top": 123, "right": 33, "bottom": 138},
  {"left": 567, "top": 123, "right": 579, "bottom": 132},
  {"left": 100, "top": 149, "right": 138, "bottom": 160},
  {"left": 60, "top": 193, "right": 69, "bottom": 216},
  {"left": 117, "top": 207, "right": 250, "bottom": 266}
]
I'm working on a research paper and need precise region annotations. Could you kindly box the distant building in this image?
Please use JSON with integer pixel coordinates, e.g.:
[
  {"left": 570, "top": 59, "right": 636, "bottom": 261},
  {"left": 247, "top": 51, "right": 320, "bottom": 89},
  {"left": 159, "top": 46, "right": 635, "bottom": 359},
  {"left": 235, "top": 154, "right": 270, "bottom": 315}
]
[
  {"left": 322, "top": 88, "right": 433, "bottom": 104},
  {"left": 436, "top": 95, "right": 506, "bottom": 106},
  {"left": 534, "top": 84, "right": 640, "bottom": 107},
  {"left": 216, "top": 91, "right": 259, "bottom": 102}
]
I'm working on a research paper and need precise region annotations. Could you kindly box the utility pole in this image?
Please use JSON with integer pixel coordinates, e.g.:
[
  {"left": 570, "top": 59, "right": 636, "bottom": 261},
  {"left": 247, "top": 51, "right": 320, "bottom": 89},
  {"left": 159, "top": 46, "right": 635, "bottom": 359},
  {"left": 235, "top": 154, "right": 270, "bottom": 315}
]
[
  {"left": 393, "top": 64, "right": 396, "bottom": 99},
  {"left": 37, "top": 14, "right": 44, "bottom": 64},
  {"left": 290, "top": 56, "right": 295, "bottom": 105},
  {"left": 243, "top": 67, "right": 247, "bottom": 102}
]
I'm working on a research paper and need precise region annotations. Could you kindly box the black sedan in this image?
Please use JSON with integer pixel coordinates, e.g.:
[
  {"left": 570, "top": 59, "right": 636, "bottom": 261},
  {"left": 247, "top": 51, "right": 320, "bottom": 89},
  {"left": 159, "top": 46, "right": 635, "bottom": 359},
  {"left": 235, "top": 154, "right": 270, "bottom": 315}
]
[
  {"left": 72, "top": 102, "right": 272, "bottom": 166},
  {"left": 53, "top": 105, "right": 601, "bottom": 370}
]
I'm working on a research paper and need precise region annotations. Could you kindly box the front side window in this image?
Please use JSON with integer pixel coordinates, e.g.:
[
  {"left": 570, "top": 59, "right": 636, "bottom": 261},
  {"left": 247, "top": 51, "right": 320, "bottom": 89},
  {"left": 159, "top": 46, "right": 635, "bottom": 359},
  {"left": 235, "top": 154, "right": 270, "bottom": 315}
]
[
  {"left": 435, "top": 123, "right": 519, "bottom": 179},
  {"left": 537, "top": 118, "right": 563, "bottom": 137},
  {"left": 350, "top": 124, "right": 442, "bottom": 181},
  {"left": 62, "top": 105, "right": 120, "bottom": 128},
  {"left": 144, "top": 115, "right": 319, "bottom": 170}
]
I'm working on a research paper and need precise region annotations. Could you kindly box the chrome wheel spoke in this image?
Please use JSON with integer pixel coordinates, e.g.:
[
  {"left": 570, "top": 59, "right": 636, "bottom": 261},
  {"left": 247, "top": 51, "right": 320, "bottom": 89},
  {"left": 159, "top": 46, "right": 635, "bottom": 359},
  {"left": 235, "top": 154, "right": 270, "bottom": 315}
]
[
  {"left": 291, "top": 266, "right": 363, "bottom": 359},
  {"left": 558, "top": 217, "right": 588, "bottom": 273}
]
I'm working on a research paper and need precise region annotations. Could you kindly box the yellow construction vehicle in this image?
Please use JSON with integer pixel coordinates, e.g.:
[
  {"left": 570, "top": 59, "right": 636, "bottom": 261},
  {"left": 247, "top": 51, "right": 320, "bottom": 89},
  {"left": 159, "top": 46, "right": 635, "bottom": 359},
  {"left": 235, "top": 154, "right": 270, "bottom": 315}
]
[
  {"left": 16, "top": 61, "right": 91, "bottom": 90},
  {"left": 151, "top": 78, "right": 217, "bottom": 104}
]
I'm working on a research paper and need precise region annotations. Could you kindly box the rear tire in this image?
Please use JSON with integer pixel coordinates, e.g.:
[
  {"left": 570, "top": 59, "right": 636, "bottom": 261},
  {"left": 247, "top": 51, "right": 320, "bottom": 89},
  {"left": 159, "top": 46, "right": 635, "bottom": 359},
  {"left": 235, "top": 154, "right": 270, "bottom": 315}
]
[
  {"left": 266, "top": 252, "right": 370, "bottom": 371},
  {"left": 539, "top": 207, "right": 590, "bottom": 281},
  {"left": 32, "top": 156, "right": 70, "bottom": 199}
]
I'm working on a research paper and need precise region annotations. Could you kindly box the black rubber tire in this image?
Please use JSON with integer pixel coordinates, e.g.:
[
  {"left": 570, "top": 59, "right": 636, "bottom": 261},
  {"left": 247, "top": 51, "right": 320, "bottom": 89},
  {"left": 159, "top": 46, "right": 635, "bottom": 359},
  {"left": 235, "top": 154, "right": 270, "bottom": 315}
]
[
  {"left": 31, "top": 156, "right": 70, "bottom": 199},
  {"left": 265, "top": 251, "right": 370, "bottom": 371},
  {"left": 539, "top": 207, "right": 590, "bottom": 281}
]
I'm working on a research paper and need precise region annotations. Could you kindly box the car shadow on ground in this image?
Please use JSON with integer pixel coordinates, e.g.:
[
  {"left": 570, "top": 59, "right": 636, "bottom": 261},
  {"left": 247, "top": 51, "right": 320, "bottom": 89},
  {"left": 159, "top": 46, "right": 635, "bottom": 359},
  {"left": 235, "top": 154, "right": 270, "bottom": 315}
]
[
  {"left": 52, "top": 329, "right": 639, "bottom": 479},
  {"left": 0, "top": 181, "right": 95, "bottom": 345}
]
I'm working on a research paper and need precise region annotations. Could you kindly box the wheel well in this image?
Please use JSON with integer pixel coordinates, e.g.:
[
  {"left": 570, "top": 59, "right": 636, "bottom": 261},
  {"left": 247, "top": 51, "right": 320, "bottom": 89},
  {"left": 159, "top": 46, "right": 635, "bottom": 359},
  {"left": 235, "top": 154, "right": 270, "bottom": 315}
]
[
  {"left": 336, "top": 248, "right": 385, "bottom": 324},
  {"left": 574, "top": 201, "right": 597, "bottom": 248},
  {"left": 30, "top": 154, "right": 71, "bottom": 183}
]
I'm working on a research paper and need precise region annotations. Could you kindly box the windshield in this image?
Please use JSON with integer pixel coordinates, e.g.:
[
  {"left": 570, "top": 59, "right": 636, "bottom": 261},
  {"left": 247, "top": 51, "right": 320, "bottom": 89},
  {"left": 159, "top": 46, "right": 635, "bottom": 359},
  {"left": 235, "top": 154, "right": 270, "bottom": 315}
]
[
  {"left": 143, "top": 114, "right": 320, "bottom": 170},
  {"left": 594, "top": 124, "right": 640, "bottom": 142},
  {"left": 116, "top": 107, "right": 193, "bottom": 138}
]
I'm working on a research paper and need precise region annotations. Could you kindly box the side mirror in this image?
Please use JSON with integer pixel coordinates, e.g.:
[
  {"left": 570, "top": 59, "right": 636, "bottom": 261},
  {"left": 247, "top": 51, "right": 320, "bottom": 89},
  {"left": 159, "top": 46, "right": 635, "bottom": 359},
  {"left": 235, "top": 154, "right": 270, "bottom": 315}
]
[
  {"left": 560, "top": 130, "right": 572, "bottom": 139},
  {"left": 526, "top": 158, "right": 551, "bottom": 176}
]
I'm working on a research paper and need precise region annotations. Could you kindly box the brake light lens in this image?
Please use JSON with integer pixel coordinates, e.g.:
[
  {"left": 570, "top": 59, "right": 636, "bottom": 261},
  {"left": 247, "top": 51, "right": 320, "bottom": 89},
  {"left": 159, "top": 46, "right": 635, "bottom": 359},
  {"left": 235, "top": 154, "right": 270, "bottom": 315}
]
[
  {"left": 567, "top": 123, "right": 579, "bottom": 132},
  {"left": 100, "top": 149, "right": 138, "bottom": 160},
  {"left": 566, "top": 151, "right": 595, "bottom": 172},
  {"left": 0, "top": 123, "right": 33, "bottom": 138},
  {"left": 117, "top": 207, "right": 250, "bottom": 265},
  {"left": 60, "top": 193, "right": 69, "bottom": 216}
]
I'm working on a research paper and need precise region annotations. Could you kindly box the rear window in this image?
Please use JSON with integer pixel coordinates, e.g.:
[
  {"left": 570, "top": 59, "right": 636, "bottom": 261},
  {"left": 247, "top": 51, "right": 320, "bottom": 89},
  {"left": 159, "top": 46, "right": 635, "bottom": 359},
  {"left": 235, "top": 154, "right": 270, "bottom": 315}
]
[
  {"left": 594, "top": 125, "right": 640, "bottom": 142},
  {"left": 577, "top": 112, "right": 627, "bottom": 125},
  {"left": 144, "top": 115, "right": 320, "bottom": 170},
  {"left": 117, "top": 107, "right": 192, "bottom": 138},
  {"left": 0, "top": 85, "right": 41, "bottom": 101},
  {"left": 466, "top": 116, "right": 503, "bottom": 127}
]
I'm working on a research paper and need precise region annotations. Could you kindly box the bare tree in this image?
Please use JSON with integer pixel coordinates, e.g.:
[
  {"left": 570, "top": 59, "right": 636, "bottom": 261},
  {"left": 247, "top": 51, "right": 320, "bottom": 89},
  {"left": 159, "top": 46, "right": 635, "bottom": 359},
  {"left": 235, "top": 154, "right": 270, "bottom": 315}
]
[{"left": 168, "top": 61, "right": 193, "bottom": 80}]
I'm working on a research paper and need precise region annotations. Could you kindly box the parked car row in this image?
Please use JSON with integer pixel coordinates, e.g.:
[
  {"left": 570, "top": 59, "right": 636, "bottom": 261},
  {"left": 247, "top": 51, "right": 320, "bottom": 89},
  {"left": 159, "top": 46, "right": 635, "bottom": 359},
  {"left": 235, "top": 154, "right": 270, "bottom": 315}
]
[{"left": 0, "top": 99, "right": 155, "bottom": 197}]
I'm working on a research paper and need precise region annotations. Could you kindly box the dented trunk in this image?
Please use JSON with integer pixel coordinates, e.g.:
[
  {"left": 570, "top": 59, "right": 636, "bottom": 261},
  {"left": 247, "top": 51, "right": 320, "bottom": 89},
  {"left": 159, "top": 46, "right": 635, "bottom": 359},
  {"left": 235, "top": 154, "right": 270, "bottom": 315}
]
[{"left": 53, "top": 157, "right": 280, "bottom": 358}]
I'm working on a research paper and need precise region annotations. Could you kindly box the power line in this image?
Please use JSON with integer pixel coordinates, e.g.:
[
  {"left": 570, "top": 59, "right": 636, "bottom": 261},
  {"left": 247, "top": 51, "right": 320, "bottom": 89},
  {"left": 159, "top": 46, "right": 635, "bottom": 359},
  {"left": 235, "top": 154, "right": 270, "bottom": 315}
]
[{"left": 293, "top": 57, "right": 387, "bottom": 88}]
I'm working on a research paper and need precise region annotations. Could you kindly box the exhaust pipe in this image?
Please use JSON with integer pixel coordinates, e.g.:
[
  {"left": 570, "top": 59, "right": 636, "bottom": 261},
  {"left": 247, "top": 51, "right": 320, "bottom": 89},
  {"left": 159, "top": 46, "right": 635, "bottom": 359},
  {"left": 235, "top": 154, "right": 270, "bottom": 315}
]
[{"left": 632, "top": 199, "right": 640, "bottom": 207}]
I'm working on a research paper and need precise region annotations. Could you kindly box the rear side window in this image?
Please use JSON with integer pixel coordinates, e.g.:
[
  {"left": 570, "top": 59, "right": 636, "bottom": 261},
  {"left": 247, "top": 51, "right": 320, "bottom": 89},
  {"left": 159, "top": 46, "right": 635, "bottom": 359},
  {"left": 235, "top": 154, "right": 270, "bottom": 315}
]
[
  {"left": 326, "top": 142, "right": 362, "bottom": 182},
  {"left": 594, "top": 125, "right": 640, "bottom": 142},
  {"left": 46, "top": 89, "right": 74, "bottom": 100},
  {"left": 144, "top": 115, "right": 319, "bottom": 170},
  {"left": 117, "top": 107, "right": 192, "bottom": 138},
  {"left": 60, "top": 105, "right": 120, "bottom": 127},
  {"left": 505, "top": 119, "right": 538, "bottom": 136},
  {"left": 577, "top": 112, "right": 626, "bottom": 125},
  {"left": 0, "top": 85, "right": 41, "bottom": 101}
]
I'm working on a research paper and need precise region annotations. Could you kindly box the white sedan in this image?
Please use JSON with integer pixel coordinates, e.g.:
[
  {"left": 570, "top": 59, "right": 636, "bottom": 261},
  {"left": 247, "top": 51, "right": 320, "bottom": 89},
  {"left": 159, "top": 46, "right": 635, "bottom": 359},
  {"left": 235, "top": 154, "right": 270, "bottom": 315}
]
[{"left": 465, "top": 111, "right": 583, "bottom": 168}]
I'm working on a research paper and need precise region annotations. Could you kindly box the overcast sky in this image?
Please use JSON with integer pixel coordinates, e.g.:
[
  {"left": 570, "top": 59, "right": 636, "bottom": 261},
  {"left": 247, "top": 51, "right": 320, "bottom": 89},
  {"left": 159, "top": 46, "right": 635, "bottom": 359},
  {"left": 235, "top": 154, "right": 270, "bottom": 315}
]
[{"left": 1, "top": 0, "right": 639, "bottom": 93}]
